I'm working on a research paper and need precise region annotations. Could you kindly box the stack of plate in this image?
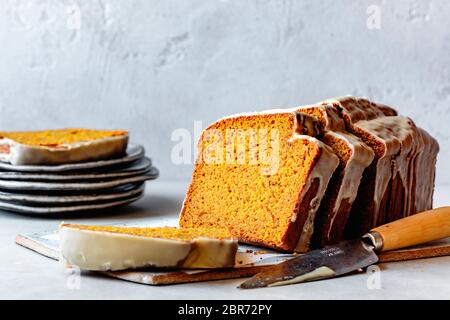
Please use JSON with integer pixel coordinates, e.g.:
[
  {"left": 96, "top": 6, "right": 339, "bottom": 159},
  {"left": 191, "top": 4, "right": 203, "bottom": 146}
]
[{"left": 0, "top": 144, "right": 158, "bottom": 215}]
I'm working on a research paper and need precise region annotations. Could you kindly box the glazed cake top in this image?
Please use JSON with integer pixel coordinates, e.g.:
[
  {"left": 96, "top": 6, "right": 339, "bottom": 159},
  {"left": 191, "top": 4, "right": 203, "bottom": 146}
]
[
  {"left": 60, "top": 224, "right": 235, "bottom": 241},
  {"left": 0, "top": 129, "right": 128, "bottom": 147}
]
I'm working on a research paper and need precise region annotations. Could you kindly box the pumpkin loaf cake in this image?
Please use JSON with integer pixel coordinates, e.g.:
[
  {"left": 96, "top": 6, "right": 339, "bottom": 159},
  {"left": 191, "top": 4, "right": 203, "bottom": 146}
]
[
  {"left": 0, "top": 128, "right": 128, "bottom": 165},
  {"left": 59, "top": 223, "right": 238, "bottom": 271},
  {"left": 179, "top": 96, "right": 439, "bottom": 252}
]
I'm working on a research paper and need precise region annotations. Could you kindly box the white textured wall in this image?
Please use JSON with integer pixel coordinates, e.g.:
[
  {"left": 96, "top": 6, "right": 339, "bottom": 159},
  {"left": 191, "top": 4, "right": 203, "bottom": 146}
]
[{"left": 0, "top": 0, "right": 449, "bottom": 184}]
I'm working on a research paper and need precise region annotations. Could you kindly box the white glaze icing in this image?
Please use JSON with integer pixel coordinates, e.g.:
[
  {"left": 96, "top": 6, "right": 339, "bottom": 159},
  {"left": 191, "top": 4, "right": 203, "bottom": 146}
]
[
  {"left": 267, "top": 266, "right": 336, "bottom": 287},
  {"left": 333, "top": 97, "right": 437, "bottom": 229},
  {"left": 298, "top": 102, "right": 346, "bottom": 132},
  {"left": 410, "top": 127, "right": 438, "bottom": 214},
  {"left": 296, "top": 103, "right": 374, "bottom": 243},
  {"left": 0, "top": 135, "right": 128, "bottom": 166},
  {"left": 324, "top": 96, "right": 386, "bottom": 122},
  {"left": 59, "top": 224, "right": 238, "bottom": 271},
  {"left": 294, "top": 138, "right": 339, "bottom": 252},
  {"left": 355, "top": 116, "right": 414, "bottom": 223},
  {"left": 329, "top": 98, "right": 398, "bottom": 227},
  {"left": 324, "top": 131, "right": 374, "bottom": 238}
]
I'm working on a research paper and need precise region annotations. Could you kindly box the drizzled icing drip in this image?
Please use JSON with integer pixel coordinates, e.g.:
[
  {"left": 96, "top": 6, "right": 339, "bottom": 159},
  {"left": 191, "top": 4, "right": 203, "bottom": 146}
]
[
  {"left": 355, "top": 116, "right": 417, "bottom": 222},
  {"left": 413, "top": 128, "right": 439, "bottom": 213},
  {"left": 334, "top": 97, "right": 437, "bottom": 231},
  {"left": 295, "top": 102, "right": 374, "bottom": 245},
  {"left": 294, "top": 138, "right": 339, "bottom": 252},
  {"left": 324, "top": 131, "right": 374, "bottom": 238},
  {"left": 324, "top": 96, "right": 386, "bottom": 122},
  {"left": 294, "top": 112, "right": 322, "bottom": 136}
]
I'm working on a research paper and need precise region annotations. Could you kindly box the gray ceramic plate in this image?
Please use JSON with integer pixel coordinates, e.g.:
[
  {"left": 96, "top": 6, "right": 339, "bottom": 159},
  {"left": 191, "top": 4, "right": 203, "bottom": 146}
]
[
  {"left": 0, "top": 144, "right": 145, "bottom": 173},
  {"left": 0, "top": 172, "right": 158, "bottom": 191},
  {"left": 0, "top": 183, "right": 145, "bottom": 204},
  {"left": 0, "top": 158, "right": 154, "bottom": 182},
  {"left": 0, "top": 193, "right": 143, "bottom": 215}
]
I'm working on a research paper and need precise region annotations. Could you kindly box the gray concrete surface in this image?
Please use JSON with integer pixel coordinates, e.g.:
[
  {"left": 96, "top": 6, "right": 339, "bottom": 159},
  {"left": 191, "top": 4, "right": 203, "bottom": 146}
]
[
  {"left": 0, "top": 181, "right": 449, "bottom": 300},
  {"left": 0, "top": 0, "right": 449, "bottom": 183}
]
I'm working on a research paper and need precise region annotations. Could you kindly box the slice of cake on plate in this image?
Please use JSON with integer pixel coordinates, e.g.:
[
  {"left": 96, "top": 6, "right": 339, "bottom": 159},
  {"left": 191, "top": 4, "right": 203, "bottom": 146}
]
[
  {"left": 59, "top": 224, "right": 238, "bottom": 271},
  {"left": 0, "top": 128, "right": 128, "bottom": 165}
]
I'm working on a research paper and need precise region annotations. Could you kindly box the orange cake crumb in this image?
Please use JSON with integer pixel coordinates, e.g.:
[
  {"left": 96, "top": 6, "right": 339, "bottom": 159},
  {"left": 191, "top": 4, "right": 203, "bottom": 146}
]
[
  {"left": 0, "top": 128, "right": 128, "bottom": 148},
  {"left": 60, "top": 224, "right": 234, "bottom": 241}
]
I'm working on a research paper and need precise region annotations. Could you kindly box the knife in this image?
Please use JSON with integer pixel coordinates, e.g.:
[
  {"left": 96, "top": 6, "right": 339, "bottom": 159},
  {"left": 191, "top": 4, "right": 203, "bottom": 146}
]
[{"left": 240, "top": 206, "right": 450, "bottom": 289}]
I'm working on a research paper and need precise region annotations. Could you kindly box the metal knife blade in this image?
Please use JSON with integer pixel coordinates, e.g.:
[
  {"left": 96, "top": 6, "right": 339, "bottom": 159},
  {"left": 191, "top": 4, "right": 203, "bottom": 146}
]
[{"left": 239, "top": 239, "right": 378, "bottom": 289}]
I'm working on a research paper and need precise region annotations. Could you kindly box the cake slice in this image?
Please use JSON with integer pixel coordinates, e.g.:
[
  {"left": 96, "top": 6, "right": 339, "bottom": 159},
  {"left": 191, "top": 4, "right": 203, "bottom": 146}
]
[
  {"left": 296, "top": 103, "right": 374, "bottom": 247},
  {"left": 0, "top": 128, "right": 128, "bottom": 165},
  {"left": 59, "top": 224, "right": 238, "bottom": 271},
  {"left": 179, "top": 111, "right": 339, "bottom": 252}
]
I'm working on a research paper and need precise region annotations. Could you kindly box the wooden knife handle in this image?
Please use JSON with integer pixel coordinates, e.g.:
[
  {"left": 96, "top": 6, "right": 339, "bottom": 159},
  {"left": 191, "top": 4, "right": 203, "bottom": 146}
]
[{"left": 371, "top": 207, "right": 450, "bottom": 252}]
